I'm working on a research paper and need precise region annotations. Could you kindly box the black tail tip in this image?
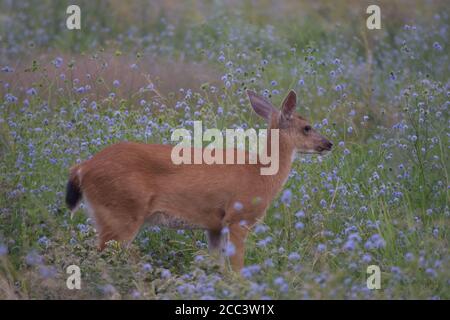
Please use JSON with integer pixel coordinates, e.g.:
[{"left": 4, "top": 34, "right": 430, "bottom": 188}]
[{"left": 65, "top": 179, "right": 81, "bottom": 210}]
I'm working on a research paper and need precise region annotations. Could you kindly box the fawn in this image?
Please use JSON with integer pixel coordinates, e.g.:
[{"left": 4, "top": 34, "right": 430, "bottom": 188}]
[{"left": 65, "top": 90, "right": 332, "bottom": 271}]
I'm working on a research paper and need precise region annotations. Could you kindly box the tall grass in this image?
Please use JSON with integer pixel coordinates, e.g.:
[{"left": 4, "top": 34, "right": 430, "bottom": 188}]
[{"left": 0, "top": 0, "right": 448, "bottom": 299}]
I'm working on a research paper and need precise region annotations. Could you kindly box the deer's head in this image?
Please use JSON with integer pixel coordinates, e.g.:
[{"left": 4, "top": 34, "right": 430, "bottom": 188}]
[{"left": 247, "top": 90, "right": 333, "bottom": 155}]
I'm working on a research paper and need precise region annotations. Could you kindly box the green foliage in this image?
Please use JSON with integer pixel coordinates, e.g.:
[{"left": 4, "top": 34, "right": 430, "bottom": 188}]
[{"left": 0, "top": 0, "right": 448, "bottom": 300}]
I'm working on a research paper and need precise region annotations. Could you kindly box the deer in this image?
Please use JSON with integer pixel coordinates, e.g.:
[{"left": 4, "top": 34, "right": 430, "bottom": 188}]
[{"left": 65, "top": 90, "right": 333, "bottom": 272}]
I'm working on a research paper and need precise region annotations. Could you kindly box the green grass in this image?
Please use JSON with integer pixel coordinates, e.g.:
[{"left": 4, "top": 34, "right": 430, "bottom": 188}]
[{"left": 0, "top": 0, "right": 449, "bottom": 299}]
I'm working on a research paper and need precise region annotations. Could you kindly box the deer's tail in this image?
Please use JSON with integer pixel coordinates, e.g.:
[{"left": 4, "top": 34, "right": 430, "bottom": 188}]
[{"left": 65, "top": 165, "right": 82, "bottom": 212}]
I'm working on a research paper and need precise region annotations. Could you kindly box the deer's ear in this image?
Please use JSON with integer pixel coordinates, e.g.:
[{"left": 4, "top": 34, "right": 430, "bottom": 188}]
[
  {"left": 247, "top": 90, "right": 276, "bottom": 122},
  {"left": 281, "top": 90, "right": 297, "bottom": 119}
]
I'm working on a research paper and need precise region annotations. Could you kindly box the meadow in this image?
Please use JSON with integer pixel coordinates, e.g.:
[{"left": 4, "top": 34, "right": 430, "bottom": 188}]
[{"left": 0, "top": 0, "right": 448, "bottom": 299}]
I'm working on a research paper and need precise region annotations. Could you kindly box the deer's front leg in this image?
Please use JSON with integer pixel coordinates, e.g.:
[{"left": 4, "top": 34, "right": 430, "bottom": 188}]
[
  {"left": 228, "top": 223, "right": 248, "bottom": 272},
  {"left": 206, "top": 229, "right": 226, "bottom": 265}
]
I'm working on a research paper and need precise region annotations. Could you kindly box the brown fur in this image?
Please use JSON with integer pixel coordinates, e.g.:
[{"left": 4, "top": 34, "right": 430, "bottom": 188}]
[{"left": 67, "top": 90, "right": 332, "bottom": 271}]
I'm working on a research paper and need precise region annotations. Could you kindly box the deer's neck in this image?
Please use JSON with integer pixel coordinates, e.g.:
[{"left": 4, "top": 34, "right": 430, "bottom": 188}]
[{"left": 259, "top": 129, "right": 296, "bottom": 200}]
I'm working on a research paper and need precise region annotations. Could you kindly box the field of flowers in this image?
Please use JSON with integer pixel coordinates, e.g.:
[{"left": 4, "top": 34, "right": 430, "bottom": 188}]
[{"left": 0, "top": 1, "right": 448, "bottom": 299}]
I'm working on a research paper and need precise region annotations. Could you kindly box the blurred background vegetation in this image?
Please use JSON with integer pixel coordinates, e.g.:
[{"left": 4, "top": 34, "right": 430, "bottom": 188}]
[
  {"left": 0, "top": 0, "right": 448, "bottom": 299},
  {"left": 1, "top": 0, "right": 448, "bottom": 56}
]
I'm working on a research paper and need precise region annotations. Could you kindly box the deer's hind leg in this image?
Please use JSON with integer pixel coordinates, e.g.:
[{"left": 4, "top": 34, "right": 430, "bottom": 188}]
[
  {"left": 86, "top": 201, "right": 144, "bottom": 251},
  {"left": 97, "top": 218, "right": 142, "bottom": 251}
]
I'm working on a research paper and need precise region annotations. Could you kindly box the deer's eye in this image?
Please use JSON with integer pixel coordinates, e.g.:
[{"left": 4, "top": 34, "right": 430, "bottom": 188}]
[{"left": 303, "top": 125, "right": 312, "bottom": 134}]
